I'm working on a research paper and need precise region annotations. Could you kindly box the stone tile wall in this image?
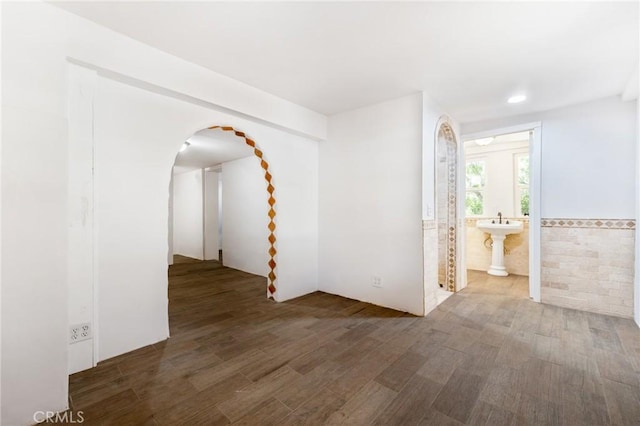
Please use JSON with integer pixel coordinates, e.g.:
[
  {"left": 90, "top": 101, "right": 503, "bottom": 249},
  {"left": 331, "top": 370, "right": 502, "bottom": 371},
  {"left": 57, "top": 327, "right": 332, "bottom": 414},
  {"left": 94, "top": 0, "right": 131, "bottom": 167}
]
[{"left": 541, "top": 218, "right": 635, "bottom": 318}]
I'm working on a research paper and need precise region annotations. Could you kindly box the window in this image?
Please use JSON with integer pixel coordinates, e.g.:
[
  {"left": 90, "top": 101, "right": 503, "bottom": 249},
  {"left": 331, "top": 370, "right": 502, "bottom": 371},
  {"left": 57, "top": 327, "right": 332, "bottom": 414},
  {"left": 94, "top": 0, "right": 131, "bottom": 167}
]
[
  {"left": 515, "top": 154, "right": 529, "bottom": 216},
  {"left": 465, "top": 160, "right": 485, "bottom": 216}
]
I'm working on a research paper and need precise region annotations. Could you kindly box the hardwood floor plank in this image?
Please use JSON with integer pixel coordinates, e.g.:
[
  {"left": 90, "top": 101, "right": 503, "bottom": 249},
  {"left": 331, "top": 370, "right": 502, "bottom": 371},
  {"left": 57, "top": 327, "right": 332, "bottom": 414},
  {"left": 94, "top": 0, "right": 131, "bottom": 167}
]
[
  {"left": 415, "top": 345, "right": 467, "bottom": 385},
  {"left": 513, "top": 393, "right": 561, "bottom": 426},
  {"left": 232, "top": 398, "right": 291, "bottom": 426},
  {"left": 466, "top": 400, "right": 515, "bottom": 426},
  {"left": 217, "top": 366, "right": 301, "bottom": 422},
  {"left": 282, "top": 387, "right": 346, "bottom": 425},
  {"left": 326, "top": 347, "right": 401, "bottom": 400},
  {"left": 154, "top": 373, "right": 250, "bottom": 424},
  {"left": 594, "top": 348, "right": 640, "bottom": 387},
  {"left": 478, "top": 365, "right": 522, "bottom": 413},
  {"left": 373, "top": 375, "right": 443, "bottom": 425},
  {"left": 187, "top": 348, "right": 265, "bottom": 391},
  {"left": 431, "top": 367, "right": 486, "bottom": 423},
  {"left": 374, "top": 351, "right": 428, "bottom": 391},
  {"left": 325, "top": 381, "right": 397, "bottom": 425},
  {"left": 602, "top": 378, "right": 640, "bottom": 426}
]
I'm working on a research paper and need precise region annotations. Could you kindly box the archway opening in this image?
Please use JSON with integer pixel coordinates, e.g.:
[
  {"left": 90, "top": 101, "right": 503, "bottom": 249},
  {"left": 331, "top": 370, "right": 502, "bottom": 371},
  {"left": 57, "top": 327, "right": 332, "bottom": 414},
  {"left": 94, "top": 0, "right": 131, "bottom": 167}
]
[
  {"left": 436, "top": 123, "right": 458, "bottom": 295},
  {"left": 168, "top": 125, "right": 277, "bottom": 299}
]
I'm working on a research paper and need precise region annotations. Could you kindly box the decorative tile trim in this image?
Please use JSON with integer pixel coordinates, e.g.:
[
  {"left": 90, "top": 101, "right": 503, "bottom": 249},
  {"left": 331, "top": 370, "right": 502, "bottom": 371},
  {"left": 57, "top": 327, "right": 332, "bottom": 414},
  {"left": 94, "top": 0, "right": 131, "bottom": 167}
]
[
  {"left": 423, "top": 220, "right": 436, "bottom": 230},
  {"left": 465, "top": 218, "right": 530, "bottom": 226},
  {"left": 438, "top": 120, "right": 457, "bottom": 292},
  {"left": 208, "top": 126, "right": 277, "bottom": 299},
  {"left": 541, "top": 218, "right": 635, "bottom": 230}
]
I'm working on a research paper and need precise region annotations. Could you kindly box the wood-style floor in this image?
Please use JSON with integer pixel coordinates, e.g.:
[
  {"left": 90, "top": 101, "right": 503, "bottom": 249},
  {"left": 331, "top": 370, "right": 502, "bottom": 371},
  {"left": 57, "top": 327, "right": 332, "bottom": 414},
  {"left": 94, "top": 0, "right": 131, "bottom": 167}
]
[{"left": 68, "top": 257, "right": 640, "bottom": 425}]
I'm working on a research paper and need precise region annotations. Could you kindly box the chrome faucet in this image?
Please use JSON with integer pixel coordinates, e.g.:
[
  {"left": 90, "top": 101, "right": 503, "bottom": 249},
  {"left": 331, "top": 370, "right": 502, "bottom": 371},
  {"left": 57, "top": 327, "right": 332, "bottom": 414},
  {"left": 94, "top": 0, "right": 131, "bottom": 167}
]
[{"left": 498, "top": 212, "right": 502, "bottom": 224}]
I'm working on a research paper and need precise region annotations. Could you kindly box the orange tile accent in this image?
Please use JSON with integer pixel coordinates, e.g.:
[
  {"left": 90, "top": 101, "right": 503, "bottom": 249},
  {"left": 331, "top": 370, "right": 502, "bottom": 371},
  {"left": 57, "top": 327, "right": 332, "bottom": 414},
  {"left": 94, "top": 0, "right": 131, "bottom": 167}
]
[{"left": 208, "top": 125, "right": 278, "bottom": 298}]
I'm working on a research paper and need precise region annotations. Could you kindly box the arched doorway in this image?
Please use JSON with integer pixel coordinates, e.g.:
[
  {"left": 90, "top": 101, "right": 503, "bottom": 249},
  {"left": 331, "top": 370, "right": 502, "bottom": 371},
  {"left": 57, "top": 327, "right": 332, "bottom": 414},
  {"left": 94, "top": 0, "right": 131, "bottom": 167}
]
[
  {"left": 170, "top": 125, "right": 278, "bottom": 299},
  {"left": 435, "top": 120, "right": 458, "bottom": 293}
]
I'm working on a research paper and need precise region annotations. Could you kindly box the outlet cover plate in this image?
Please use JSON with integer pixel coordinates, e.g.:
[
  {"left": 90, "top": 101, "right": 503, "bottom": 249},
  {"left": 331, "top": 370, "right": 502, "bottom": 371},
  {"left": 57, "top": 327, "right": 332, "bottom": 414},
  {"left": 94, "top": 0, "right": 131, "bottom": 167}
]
[
  {"left": 70, "top": 322, "right": 92, "bottom": 344},
  {"left": 372, "top": 275, "right": 383, "bottom": 288}
]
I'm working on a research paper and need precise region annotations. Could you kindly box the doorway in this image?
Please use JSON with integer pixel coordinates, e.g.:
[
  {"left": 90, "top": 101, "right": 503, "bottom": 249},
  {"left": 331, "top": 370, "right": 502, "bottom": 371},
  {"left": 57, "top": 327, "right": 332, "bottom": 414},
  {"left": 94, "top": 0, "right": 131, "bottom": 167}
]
[
  {"left": 169, "top": 126, "right": 278, "bottom": 298},
  {"left": 436, "top": 124, "right": 458, "bottom": 296},
  {"left": 461, "top": 123, "right": 541, "bottom": 302}
]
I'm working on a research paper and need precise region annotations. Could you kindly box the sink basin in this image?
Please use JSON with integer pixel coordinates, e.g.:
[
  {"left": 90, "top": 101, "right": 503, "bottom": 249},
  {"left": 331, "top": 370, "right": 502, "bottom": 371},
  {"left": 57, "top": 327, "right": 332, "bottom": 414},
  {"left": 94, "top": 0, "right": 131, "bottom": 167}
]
[
  {"left": 476, "top": 220, "right": 523, "bottom": 276},
  {"left": 476, "top": 220, "right": 523, "bottom": 236}
]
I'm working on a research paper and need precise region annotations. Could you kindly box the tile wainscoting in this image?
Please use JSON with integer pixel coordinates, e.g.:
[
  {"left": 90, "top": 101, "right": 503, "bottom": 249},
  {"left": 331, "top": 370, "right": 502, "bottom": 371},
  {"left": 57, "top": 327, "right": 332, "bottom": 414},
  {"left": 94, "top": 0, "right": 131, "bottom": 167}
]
[
  {"left": 541, "top": 218, "right": 635, "bottom": 318},
  {"left": 465, "top": 218, "right": 529, "bottom": 276},
  {"left": 423, "top": 220, "right": 438, "bottom": 315}
]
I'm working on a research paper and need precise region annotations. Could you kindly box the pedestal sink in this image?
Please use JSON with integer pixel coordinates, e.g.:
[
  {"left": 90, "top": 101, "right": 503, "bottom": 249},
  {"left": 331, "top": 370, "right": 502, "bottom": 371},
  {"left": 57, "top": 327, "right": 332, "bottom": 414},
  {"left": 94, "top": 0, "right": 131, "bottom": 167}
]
[{"left": 476, "top": 220, "right": 523, "bottom": 276}]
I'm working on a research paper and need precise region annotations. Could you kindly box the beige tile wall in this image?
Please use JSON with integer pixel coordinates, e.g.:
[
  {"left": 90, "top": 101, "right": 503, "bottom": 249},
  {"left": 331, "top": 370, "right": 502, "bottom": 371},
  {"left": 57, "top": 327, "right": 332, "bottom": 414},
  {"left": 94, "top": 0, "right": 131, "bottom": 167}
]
[
  {"left": 465, "top": 218, "right": 529, "bottom": 276},
  {"left": 423, "top": 220, "right": 438, "bottom": 315},
  {"left": 541, "top": 220, "right": 635, "bottom": 318}
]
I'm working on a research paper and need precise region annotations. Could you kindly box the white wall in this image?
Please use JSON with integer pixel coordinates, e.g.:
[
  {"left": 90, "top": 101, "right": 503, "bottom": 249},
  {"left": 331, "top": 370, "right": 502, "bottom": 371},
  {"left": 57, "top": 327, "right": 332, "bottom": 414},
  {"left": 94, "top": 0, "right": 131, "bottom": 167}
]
[
  {"left": 319, "top": 93, "right": 424, "bottom": 315},
  {"left": 168, "top": 175, "right": 174, "bottom": 265},
  {"left": 171, "top": 169, "right": 220, "bottom": 262},
  {"left": 222, "top": 157, "right": 269, "bottom": 276},
  {"left": 94, "top": 69, "right": 319, "bottom": 357},
  {"left": 2, "top": 2, "right": 320, "bottom": 424},
  {"left": 462, "top": 96, "right": 637, "bottom": 219},
  {"left": 204, "top": 171, "right": 220, "bottom": 261},
  {"left": 67, "top": 65, "right": 97, "bottom": 375},
  {"left": 173, "top": 169, "right": 205, "bottom": 260}
]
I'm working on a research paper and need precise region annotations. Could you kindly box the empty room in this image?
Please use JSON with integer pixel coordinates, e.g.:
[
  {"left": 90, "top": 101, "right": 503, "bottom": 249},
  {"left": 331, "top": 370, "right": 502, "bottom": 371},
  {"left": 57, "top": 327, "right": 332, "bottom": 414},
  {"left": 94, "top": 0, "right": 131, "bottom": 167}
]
[{"left": 2, "top": 1, "right": 639, "bottom": 425}]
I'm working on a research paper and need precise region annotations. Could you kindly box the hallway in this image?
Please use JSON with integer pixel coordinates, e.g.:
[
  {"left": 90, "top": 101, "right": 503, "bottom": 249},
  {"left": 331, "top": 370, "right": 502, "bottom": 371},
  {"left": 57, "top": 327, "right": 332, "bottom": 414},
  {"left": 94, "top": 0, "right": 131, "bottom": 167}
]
[{"left": 68, "top": 262, "right": 640, "bottom": 425}]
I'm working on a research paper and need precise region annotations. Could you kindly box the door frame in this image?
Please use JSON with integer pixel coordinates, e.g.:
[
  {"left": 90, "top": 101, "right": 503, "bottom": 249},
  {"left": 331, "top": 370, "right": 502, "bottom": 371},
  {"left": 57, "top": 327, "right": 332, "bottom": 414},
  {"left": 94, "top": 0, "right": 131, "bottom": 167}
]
[{"left": 461, "top": 121, "right": 542, "bottom": 302}]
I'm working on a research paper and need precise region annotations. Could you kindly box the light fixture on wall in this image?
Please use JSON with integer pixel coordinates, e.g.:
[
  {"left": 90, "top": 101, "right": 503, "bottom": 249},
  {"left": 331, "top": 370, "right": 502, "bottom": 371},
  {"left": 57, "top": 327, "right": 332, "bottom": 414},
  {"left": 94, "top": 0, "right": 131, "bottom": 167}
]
[
  {"left": 507, "top": 94, "right": 527, "bottom": 104},
  {"left": 474, "top": 137, "right": 494, "bottom": 146},
  {"left": 179, "top": 141, "right": 191, "bottom": 152}
]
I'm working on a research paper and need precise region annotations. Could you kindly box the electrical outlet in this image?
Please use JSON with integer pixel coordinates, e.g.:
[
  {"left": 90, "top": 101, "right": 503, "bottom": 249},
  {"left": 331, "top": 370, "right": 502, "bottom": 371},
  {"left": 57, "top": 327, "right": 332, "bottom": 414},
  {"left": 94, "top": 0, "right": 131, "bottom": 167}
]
[
  {"left": 372, "top": 275, "right": 383, "bottom": 288},
  {"left": 70, "top": 322, "right": 92, "bottom": 344}
]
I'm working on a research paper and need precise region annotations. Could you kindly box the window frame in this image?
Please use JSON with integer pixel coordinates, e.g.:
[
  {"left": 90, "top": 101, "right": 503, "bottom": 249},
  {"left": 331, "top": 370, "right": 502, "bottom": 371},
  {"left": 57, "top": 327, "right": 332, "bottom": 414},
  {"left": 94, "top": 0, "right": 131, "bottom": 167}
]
[
  {"left": 514, "top": 152, "right": 530, "bottom": 217},
  {"left": 464, "top": 157, "right": 487, "bottom": 217}
]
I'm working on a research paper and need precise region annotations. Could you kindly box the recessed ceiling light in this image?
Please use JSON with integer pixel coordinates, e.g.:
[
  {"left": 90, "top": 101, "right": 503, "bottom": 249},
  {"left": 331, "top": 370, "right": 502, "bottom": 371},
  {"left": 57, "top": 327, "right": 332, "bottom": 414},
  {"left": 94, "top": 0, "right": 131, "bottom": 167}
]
[
  {"left": 474, "top": 137, "right": 494, "bottom": 146},
  {"left": 179, "top": 141, "right": 191, "bottom": 152},
  {"left": 507, "top": 95, "right": 527, "bottom": 104}
]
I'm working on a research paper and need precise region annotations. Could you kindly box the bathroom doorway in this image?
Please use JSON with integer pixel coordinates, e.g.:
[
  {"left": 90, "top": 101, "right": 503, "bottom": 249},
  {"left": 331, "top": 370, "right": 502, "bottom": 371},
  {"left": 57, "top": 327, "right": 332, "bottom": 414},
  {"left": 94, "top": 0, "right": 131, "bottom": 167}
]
[{"left": 461, "top": 123, "right": 541, "bottom": 301}]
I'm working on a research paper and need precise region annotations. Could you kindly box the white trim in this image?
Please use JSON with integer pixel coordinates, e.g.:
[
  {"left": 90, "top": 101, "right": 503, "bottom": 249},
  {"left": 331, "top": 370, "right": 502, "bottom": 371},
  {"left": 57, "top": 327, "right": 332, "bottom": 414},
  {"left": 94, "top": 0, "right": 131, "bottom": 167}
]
[
  {"left": 635, "top": 97, "right": 640, "bottom": 327},
  {"left": 457, "top": 134, "right": 468, "bottom": 292},
  {"left": 529, "top": 127, "right": 541, "bottom": 302},
  {"left": 461, "top": 121, "right": 542, "bottom": 302},
  {"left": 462, "top": 122, "right": 542, "bottom": 142}
]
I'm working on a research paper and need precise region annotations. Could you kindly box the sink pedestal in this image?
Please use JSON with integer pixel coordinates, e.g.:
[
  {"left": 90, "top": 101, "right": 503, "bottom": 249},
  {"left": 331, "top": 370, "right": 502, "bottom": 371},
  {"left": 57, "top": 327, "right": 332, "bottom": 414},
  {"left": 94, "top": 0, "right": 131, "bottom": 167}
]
[
  {"left": 487, "top": 234, "right": 509, "bottom": 276},
  {"left": 475, "top": 219, "right": 523, "bottom": 277}
]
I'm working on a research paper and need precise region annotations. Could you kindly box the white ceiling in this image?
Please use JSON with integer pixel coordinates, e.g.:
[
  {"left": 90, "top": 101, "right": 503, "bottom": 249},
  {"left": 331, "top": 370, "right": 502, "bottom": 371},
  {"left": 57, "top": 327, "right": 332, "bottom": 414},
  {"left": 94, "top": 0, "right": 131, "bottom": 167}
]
[
  {"left": 173, "top": 128, "right": 254, "bottom": 174},
  {"left": 55, "top": 2, "right": 638, "bottom": 122}
]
